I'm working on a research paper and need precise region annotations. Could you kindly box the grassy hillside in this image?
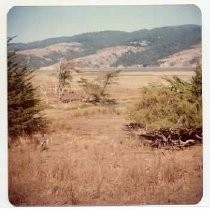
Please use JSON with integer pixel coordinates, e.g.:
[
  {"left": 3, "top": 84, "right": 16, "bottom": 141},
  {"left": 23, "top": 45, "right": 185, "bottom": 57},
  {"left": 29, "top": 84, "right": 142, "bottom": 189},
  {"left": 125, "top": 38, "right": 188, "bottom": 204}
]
[{"left": 9, "top": 25, "right": 201, "bottom": 69}]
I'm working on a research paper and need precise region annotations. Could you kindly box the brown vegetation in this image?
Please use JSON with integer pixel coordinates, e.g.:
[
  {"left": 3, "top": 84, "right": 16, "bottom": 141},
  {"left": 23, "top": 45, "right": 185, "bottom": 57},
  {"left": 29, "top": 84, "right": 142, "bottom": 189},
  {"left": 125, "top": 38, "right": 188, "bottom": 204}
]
[{"left": 9, "top": 70, "right": 202, "bottom": 205}]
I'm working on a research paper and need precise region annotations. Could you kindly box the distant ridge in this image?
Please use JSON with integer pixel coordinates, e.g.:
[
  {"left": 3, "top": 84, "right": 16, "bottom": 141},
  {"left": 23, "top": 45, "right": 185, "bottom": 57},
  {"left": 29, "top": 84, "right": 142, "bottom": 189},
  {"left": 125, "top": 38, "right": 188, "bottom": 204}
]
[{"left": 9, "top": 24, "right": 201, "bottom": 69}]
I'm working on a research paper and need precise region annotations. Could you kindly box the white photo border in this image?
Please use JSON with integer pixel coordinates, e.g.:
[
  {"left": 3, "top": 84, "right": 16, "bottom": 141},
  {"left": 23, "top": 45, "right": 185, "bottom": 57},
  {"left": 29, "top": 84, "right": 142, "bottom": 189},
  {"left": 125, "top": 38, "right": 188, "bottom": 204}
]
[{"left": 0, "top": 0, "right": 209, "bottom": 208}]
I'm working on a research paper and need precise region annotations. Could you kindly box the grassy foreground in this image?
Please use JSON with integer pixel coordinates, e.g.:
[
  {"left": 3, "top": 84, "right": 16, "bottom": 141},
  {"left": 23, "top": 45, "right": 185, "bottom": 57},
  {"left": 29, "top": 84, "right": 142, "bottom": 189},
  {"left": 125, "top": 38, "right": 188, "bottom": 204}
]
[{"left": 9, "top": 70, "right": 202, "bottom": 205}]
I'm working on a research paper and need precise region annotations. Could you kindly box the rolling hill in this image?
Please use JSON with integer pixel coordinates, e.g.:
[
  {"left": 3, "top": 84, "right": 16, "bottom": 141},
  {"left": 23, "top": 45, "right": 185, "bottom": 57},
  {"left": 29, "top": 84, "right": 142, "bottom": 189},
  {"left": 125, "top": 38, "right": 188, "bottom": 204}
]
[
  {"left": 158, "top": 44, "right": 201, "bottom": 67},
  {"left": 9, "top": 24, "right": 201, "bottom": 69}
]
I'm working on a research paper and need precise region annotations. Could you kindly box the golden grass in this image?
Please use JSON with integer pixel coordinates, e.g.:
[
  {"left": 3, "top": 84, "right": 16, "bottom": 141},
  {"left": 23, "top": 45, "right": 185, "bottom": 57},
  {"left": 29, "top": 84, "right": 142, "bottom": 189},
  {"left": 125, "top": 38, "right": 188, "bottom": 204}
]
[
  {"left": 9, "top": 136, "right": 202, "bottom": 206},
  {"left": 9, "top": 70, "right": 202, "bottom": 206},
  {"left": 33, "top": 70, "right": 194, "bottom": 102}
]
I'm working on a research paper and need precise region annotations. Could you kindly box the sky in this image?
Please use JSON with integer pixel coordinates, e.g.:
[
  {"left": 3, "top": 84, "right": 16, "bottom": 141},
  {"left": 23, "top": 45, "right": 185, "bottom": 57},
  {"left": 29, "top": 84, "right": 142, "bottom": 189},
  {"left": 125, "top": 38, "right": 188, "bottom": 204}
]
[{"left": 8, "top": 5, "right": 201, "bottom": 43}]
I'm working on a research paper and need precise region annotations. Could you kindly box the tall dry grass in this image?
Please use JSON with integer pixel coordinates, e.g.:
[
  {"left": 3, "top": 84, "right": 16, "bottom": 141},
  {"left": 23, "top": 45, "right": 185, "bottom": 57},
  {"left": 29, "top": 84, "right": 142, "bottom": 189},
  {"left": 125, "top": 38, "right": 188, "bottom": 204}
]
[
  {"left": 9, "top": 139, "right": 202, "bottom": 206},
  {"left": 9, "top": 70, "right": 202, "bottom": 206}
]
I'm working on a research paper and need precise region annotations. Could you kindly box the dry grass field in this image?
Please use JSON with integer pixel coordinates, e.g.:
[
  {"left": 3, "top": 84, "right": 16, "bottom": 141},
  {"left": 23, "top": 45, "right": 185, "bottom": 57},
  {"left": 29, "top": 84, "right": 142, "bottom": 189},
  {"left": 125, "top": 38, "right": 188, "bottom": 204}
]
[{"left": 9, "top": 69, "right": 202, "bottom": 206}]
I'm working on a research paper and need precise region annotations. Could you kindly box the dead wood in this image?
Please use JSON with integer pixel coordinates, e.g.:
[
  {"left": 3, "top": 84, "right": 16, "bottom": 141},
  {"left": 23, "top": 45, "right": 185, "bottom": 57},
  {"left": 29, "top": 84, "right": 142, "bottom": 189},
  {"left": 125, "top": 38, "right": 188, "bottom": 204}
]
[{"left": 124, "top": 123, "right": 202, "bottom": 149}]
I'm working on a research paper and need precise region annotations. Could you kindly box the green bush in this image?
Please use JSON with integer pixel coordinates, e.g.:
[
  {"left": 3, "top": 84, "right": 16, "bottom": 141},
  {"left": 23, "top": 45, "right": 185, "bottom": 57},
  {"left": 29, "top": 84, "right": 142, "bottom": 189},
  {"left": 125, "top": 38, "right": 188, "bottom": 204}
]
[
  {"left": 128, "top": 67, "right": 202, "bottom": 130},
  {"left": 79, "top": 70, "right": 120, "bottom": 104}
]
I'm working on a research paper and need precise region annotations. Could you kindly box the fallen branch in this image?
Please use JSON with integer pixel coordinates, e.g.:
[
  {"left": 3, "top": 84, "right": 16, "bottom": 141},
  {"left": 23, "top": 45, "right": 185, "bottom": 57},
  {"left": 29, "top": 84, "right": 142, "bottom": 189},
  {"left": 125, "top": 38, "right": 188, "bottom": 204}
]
[
  {"left": 179, "top": 139, "right": 196, "bottom": 147},
  {"left": 124, "top": 123, "right": 202, "bottom": 149}
]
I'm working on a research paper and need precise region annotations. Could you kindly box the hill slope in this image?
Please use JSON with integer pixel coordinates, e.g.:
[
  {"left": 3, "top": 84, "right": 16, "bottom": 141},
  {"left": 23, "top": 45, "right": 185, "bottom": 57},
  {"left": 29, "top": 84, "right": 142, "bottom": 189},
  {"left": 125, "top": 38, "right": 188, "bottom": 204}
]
[
  {"left": 158, "top": 44, "right": 201, "bottom": 67},
  {"left": 10, "top": 24, "right": 201, "bottom": 69}
]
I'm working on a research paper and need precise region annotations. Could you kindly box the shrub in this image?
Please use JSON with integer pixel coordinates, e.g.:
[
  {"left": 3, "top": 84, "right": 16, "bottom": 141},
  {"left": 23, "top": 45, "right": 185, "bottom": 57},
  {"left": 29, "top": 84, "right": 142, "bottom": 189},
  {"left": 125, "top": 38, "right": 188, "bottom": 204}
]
[
  {"left": 79, "top": 70, "right": 120, "bottom": 104},
  {"left": 128, "top": 67, "right": 202, "bottom": 131}
]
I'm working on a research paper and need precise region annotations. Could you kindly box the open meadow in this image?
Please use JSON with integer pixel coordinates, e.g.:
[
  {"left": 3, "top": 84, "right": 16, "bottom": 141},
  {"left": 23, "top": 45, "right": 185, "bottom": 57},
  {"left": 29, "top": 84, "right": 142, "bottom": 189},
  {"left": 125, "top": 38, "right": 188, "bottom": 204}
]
[{"left": 9, "top": 69, "right": 202, "bottom": 205}]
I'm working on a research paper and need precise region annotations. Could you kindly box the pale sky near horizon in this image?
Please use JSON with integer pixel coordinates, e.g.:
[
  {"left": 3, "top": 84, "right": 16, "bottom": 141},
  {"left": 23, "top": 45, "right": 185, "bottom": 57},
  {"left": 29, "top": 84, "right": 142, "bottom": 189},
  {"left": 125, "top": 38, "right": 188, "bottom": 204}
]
[{"left": 8, "top": 5, "right": 201, "bottom": 43}]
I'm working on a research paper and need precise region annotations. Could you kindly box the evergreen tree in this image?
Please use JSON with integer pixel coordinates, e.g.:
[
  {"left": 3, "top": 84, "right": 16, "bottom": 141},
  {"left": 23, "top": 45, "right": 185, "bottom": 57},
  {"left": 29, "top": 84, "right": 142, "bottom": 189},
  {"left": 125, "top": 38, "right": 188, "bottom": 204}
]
[{"left": 8, "top": 40, "right": 46, "bottom": 138}]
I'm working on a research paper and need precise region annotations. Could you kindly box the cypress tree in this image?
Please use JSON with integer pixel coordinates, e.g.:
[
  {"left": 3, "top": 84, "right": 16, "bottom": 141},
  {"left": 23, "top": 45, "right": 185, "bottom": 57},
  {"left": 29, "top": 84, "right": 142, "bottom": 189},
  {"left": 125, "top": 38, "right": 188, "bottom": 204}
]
[{"left": 8, "top": 41, "right": 46, "bottom": 139}]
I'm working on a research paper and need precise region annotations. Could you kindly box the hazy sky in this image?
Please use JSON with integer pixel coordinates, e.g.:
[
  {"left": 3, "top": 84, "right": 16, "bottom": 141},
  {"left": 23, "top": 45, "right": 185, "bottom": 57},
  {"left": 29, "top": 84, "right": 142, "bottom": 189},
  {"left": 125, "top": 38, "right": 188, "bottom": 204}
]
[{"left": 8, "top": 5, "right": 201, "bottom": 43}]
